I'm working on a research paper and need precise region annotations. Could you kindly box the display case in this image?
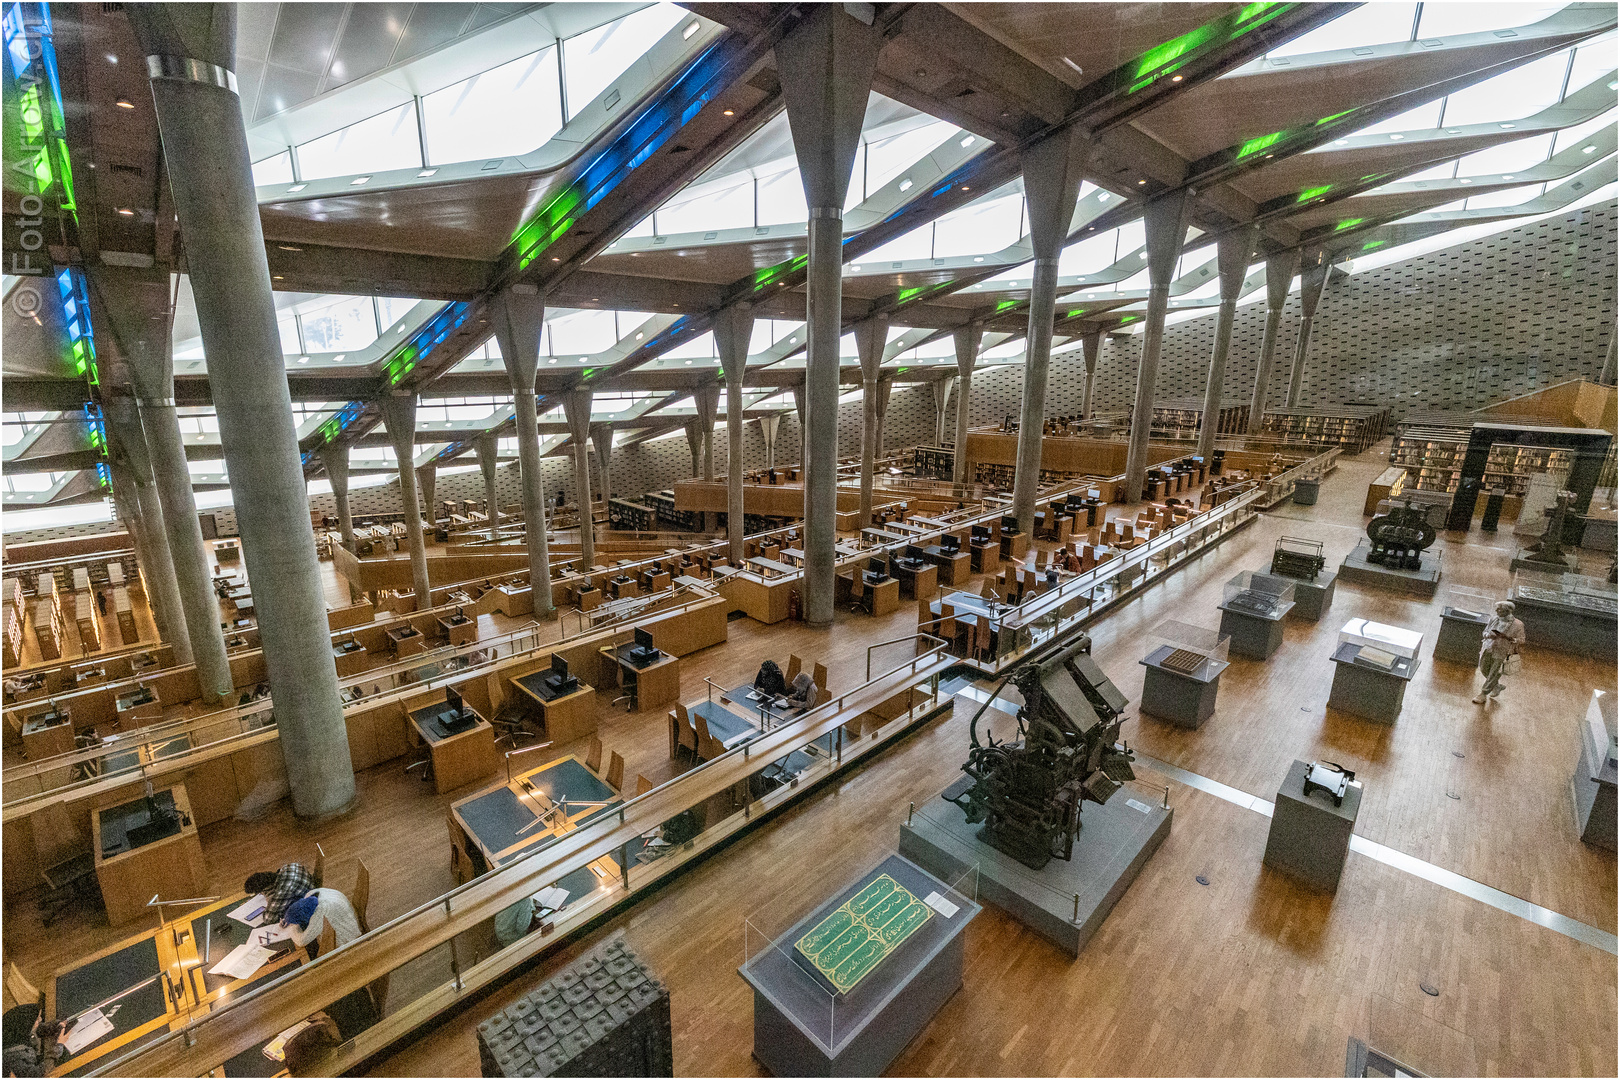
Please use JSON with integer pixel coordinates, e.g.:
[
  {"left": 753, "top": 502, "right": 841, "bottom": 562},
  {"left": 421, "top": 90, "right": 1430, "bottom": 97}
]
[
  {"left": 1330, "top": 620, "right": 1422, "bottom": 723},
  {"left": 1338, "top": 618, "right": 1423, "bottom": 659},
  {"left": 1511, "top": 568, "right": 1618, "bottom": 616},
  {"left": 1139, "top": 621, "right": 1232, "bottom": 729},
  {"left": 1510, "top": 567, "right": 1617, "bottom": 658},
  {"left": 1222, "top": 571, "right": 1296, "bottom": 618},
  {"left": 1434, "top": 586, "right": 1495, "bottom": 664}
]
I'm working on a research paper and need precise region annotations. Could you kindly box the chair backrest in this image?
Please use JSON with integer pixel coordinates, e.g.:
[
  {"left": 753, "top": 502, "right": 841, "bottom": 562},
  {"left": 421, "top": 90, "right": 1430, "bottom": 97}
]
[
  {"left": 606, "top": 751, "right": 625, "bottom": 792},
  {"left": 635, "top": 774, "right": 654, "bottom": 797},
  {"left": 317, "top": 922, "right": 337, "bottom": 957},
  {"left": 312, "top": 851, "right": 326, "bottom": 890},
  {"left": 785, "top": 654, "right": 803, "bottom": 682},
  {"left": 676, "top": 707, "right": 697, "bottom": 753},
  {"left": 352, "top": 860, "right": 372, "bottom": 934},
  {"left": 585, "top": 735, "right": 603, "bottom": 774},
  {"left": 812, "top": 662, "right": 828, "bottom": 692},
  {"left": 815, "top": 686, "right": 832, "bottom": 707},
  {"left": 6, "top": 962, "right": 40, "bottom": 1012}
]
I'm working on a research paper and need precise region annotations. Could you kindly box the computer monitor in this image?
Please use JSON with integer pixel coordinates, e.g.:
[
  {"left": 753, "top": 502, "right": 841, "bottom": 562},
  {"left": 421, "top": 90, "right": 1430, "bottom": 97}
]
[
  {"left": 1001, "top": 514, "right": 1019, "bottom": 534},
  {"left": 551, "top": 653, "right": 569, "bottom": 682},
  {"left": 868, "top": 558, "right": 888, "bottom": 577},
  {"left": 904, "top": 544, "right": 924, "bottom": 562},
  {"left": 445, "top": 685, "right": 465, "bottom": 720},
  {"left": 454, "top": 605, "right": 465, "bottom": 620},
  {"left": 971, "top": 525, "right": 991, "bottom": 543},
  {"left": 633, "top": 627, "right": 656, "bottom": 659},
  {"left": 941, "top": 535, "right": 961, "bottom": 554}
]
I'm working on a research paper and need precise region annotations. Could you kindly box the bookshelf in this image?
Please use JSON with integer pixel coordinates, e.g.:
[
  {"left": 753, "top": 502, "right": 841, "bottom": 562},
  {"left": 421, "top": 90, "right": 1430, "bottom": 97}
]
[
  {"left": 1391, "top": 412, "right": 1583, "bottom": 498},
  {"left": 3, "top": 578, "right": 22, "bottom": 668},
  {"left": 914, "top": 446, "right": 955, "bottom": 481},
  {"left": 1259, "top": 406, "right": 1390, "bottom": 454},
  {"left": 646, "top": 490, "right": 701, "bottom": 532},
  {"left": 608, "top": 497, "right": 659, "bottom": 533},
  {"left": 1150, "top": 399, "right": 1250, "bottom": 440}
]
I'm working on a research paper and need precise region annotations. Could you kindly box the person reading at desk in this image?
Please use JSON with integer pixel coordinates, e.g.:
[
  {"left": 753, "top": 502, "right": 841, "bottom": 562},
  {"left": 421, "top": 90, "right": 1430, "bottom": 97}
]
[
  {"left": 279, "top": 889, "right": 362, "bottom": 956},
  {"left": 784, "top": 671, "right": 818, "bottom": 712},
  {"left": 244, "top": 862, "right": 316, "bottom": 922},
  {"left": 2, "top": 1009, "right": 61, "bottom": 1077}
]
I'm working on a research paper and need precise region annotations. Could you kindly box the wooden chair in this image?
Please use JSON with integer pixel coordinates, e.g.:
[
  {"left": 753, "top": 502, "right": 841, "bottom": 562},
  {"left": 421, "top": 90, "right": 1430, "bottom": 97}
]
[
  {"left": 5, "top": 962, "right": 41, "bottom": 1013},
  {"left": 635, "top": 774, "right": 654, "bottom": 797},
  {"left": 693, "top": 711, "right": 721, "bottom": 761},
  {"left": 312, "top": 850, "right": 326, "bottom": 890},
  {"left": 674, "top": 703, "right": 698, "bottom": 762},
  {"left": 812, "top": 662, "right": 828, "bottom": 693},
  {"left": 585, "top": 735, "right": 603, "bottom": 774},
  {"left": 352, "top": 860, "right": 372, "bottom": 934},
  {"left": 785, "top": 654, "right": 802, "bottom": 682},
  {"left": 606, "top": 751, "right": 625, "bottom": 792}
]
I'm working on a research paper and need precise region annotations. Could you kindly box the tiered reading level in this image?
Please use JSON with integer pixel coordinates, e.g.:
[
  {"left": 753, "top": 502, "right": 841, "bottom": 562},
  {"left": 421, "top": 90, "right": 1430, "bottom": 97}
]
[{"left": 1259, "top": 406, "right": 1390, "bottom": 454}]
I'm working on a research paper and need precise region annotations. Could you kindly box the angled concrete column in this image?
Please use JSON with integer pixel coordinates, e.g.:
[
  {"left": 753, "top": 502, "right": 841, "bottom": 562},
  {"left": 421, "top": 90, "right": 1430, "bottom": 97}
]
[
  {"left": 854, "top": 317, "right": 890, "bottom": 526},
  {"left": 778, "top": 3, "right": 880, "bottom": 625},
  {"left": 1123, "top": 191, "right": 1191, "bottom": 505},
  {"left": 562, "top": 390, "right": 596, "bottom": 567},
  {"left": 476, "top": 433, "right": 501, "bottom": 540},
  {"left": 714, "top": 305, "right": 756, "bottom": 564},
  {"left": 874, "top": 376, "right": 892, "bottom": 464},
  {"left": 692, "top": 383, "right": 720, "bottom": 534},
  {"left": 417, "top": 462, "right": 437, "bottom": 526},
  {"left": 952, "top": 325, "right": 980, "bottom": 485},
  {"left": 590, "top": 424, "right": 613, "bottom": 504},
  {"left": 380, "top": 394, "right": 432, "bottom": 606},
  {"left": 760, "top": 414, "right": 781, "bottom": 470},
  {"left": 1601, "top": 326, "right": 1618, "bottom": 387},
  {"left": 684, "top": 418, "right": 703, "bottom": 478},
  {"left": 1079, "top": 329, "right": 1102, "bottom": 420},
  {"left": 491, "top": 284, "right": 554, "bottom": 615},
  {"left": 932, "top": 377, "right": 954, "bottom": 447},
  {"left": 92, "top": 267, "right": 229, "bottom": 700},
  {"left": 1285, "top": 250, "right": 1329, "bottom": 407},
  {"left": 1197, "top": 225, "right": 1259, "bottom": 462},
  {"left": 131, "top": 2, "right": 353, "bottom": 816},
  {"left": 1012, "top": 127, "right": 1090, "bottom": 532},
  {"left": 106, "top": 399, "right": 183, "bottom": 651},
  {"left": 1246, "top": 250, "right": 1300, "bottom": 434},
  {"left": 319, "top": 445, "right": 355, "bottom": 550},
  {"left": 791, "top": 381, "right": 807, "bottom": 463}
]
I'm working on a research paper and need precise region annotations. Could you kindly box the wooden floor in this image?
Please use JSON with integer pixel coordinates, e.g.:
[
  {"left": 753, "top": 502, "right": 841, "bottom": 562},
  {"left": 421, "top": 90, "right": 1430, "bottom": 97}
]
[{"left": 6, "top": 446, "right": 1615, "bottom": 1076}]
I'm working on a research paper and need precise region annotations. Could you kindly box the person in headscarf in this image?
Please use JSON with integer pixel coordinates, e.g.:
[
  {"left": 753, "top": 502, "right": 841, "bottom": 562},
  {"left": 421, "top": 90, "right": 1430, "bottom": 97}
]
[{"left": 784, "top": 671, "right": 818, "bottom": 711}]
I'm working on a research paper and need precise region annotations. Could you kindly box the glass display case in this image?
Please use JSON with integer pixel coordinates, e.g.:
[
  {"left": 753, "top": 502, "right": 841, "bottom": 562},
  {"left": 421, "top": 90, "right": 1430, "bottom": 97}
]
[
  {"left": 1222, "top": 571, "right": 1296, "bottom": 618},
  {"left": 1441, "top": 585, "right": 1497, "bottom": 621},
  {"left": 1338, "top": 618, "right": 1423, "bottom": 659},
  {"left": 1511, "top": 568, "right": 1618, "bottom": 616},
  {"left": 1148, "top": 620, "right": 1230, "bottom": 675}
]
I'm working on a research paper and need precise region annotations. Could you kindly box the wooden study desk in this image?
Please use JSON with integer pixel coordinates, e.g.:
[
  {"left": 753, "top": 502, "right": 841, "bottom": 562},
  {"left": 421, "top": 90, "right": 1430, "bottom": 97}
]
[
  {"left": 48, "top": 891, "right": 305, "bottom": 1077},
  {"left": 921, "top": 545, "right": 972, "bottom": 586},
  {"left": 890, "top": 560, "right": 938, "bottom": 601},
  {"left": 438, "top": 612, "right": 478, "bottom": 646},
  {"left": 388, "top": 624, "right": 428, "bottom": 657},
  {"left": 449, "top": 755, "right": 622, "bottom": 886},
  {"left": 409, "top": 702, "right": 499, "bottom": 795},
  {"left": 861, "top": 527, "right": 910, "bottom": 545},
  {"left": 21, "top": 706, "right": 74, "bottom": 760},
  {"left": 599, "top": 643, "right": 681, "bottom": 713},
  {"left": 747, "top": 557, "right": 796, "bottom": 579},
  {"left": 114, "top": 686, "right": 162, "bottom": 730},
  {"left": 332, "top": 638, "right": 369, "bottom": 677},
  {"left": 970, "top": 539, "right": 1000, "bottom": 575},
  {"left": 510, "top": 672, "right": 597, "bottom": 744},
  {"left": 92, "top": 784, "right": 207, "bottom": 926},
  {"left": 837, "top": 570, "right": 900, "bottom": 615}
]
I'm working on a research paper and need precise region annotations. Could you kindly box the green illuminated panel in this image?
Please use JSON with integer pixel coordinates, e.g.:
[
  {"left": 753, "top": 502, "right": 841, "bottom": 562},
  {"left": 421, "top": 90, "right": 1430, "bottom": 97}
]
[
  {"left": 1296, "top": 184, "right": 1332, "bottom": 203},
  {"left": 794, "top": 874, "right": 933, "bottom": 994}
]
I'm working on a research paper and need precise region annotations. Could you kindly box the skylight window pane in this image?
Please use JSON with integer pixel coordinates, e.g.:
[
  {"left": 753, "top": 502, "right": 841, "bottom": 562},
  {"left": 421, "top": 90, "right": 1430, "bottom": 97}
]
[
  {"left": 1553, "top": 108, "right": 1617, "bottom": 155},
  {"left": 1397, "top": 161, "right": 1461, "bottom": 183},
  {"left": 377, "top": 297, "right": 428, "bottom": 334},
  {"left": 299, "top": 296, "right": 378, "bottom": 352},
  {"left": 1175, "top": 243, "right": 1215, "bottom": 280},
  {"left": 6, "top": 473, "right": 55, "bottom": 493},
  {"left": 862, "top": 223, "right": 933, "bottom": 263},
  {"left": 564, "top": 4, "right": 687, "bottom": 118},
  {"left": 1417, "top": 3, "right": 1568, "bottom": 40},
  {"left": 1353, "top": 99, "right": 1443, "bottom": 137},
  {"left": 844, "top": 143, "right": 867, "bottom": 212},
  {"left": 658, "top": 172, "right": 754, "bottom": 233},
  {"left": 933, "top": 188, "right": 1024, "bottom": 258},
  {"left": 278, "top": 318, "right": 300, "bottom": 356},
  {"left": 1465, "top": 182, "right": 1546, "bottom": 210},
  {"left": 422, "top": 47, "right": 563, "bottom": 165},
  {"left": 1114, "top": 220, "right": 1146, "bottom": 261},
  {"left": 1058, "top": 230, "right": 1120, "bottom": 276},
  {"left": 1566, "top": 33, "right": 1617, "bottom": 96},
  {"left": 252, "top": 151, "right": 293, "bottom": 186},
  {"left": 1454, "top": 133, "right": 1555, "bottom": 176},
  {"left": 665, "top": 330, "right": 716, "bottom": 359},
  {"left": 756, "top": 164, "right": 808, "bottom": 226},
  {"left": 1268, "top": 3, "right": 1416, "bottom": 58},
  {"left": 864, "top": 120, "right": 960, "bottom": 195},
  {"left": 548, "top": 310, "right": 618, "bottom": 355},
  {"left": 1440, "top": 51, "right": 1569, "bottom": 127},
  {"left": 296, "top": 101, "right": 420, "bottom": 181}
]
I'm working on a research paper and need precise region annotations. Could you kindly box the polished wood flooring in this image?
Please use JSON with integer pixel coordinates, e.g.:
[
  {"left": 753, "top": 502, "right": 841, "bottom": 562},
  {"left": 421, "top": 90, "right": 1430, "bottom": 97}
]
[{"left": 6, "top": 446, "right": 1615, "bottom": 1076}]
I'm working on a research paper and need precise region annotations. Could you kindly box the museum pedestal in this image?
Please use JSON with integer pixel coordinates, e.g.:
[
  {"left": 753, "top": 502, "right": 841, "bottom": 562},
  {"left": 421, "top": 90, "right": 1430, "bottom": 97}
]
[
  {"left": 1512, "top": 591, "right": 1618, "bottom": 659},
  {"left": 1571, "top": 690, "right": 1617, "bottom": 851},
  {"left": 1328, "top": 642, "right": 1418, "bottom": 724},
  {"left": 1286, "top": 572, "right": 1337, "bottom": 622},
  {"left": 899, "top": 787, "right": 1171, "bottom": 958},
  {"left": 1337, "top": 540, "right": 1442, "bottom": 599},
  {"left": 1138, "top": 644, "right": 1227, "bottom": 729},
  {"left": 1433, "top": 607, "right": 1488, "bottom": 665},
  {"left": 738, "top": 854, "right": 979, "bottom": 1077},
  {"left": 1217, "top": 602, "right": 1291, "bottom": 660},
  {"left": 1263, "top": 760, "right": 1362, "bottom": 892},
  {"left": 1292, "top": 478, "right": 1320, "bottom": 505},
  {"left": 1511, "top": 549, "right": 1579, "bottom": 574}
]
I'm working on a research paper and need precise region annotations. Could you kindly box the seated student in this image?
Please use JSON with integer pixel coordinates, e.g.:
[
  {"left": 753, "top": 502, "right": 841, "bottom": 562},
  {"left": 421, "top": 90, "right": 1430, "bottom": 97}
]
[
  {"left": 280, "top": 888, "right": 362, "bottom": 956},
  {"left": 753, "top": 659, "right": 787, "bottom": 698},
  {"left": 1, "top": 1014, "right": 61, "bottom": 1077},
  {"left": 784, "top": 671, "right": 818, "bottom": 711},
  {"left": 244, "top": 862, "right": 316, "bottom": 922}
]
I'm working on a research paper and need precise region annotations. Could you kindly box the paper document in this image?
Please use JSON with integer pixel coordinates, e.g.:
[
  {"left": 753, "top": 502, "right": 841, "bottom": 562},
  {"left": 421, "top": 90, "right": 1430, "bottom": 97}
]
[
  {"left": 227, "top": 893, "right": 270, "bottom": 926},
  {"left": 210, "top": 941, "right": 275, "bottom": 980},
  {"left": 922, "top": 891, "right": 959, "bottom": 919},
  {"left": 533, "top": 885, "right": 570, "bottom": 912},
  {"left": 63, "top": 1009, "right": 114, "bottom": 1054}
]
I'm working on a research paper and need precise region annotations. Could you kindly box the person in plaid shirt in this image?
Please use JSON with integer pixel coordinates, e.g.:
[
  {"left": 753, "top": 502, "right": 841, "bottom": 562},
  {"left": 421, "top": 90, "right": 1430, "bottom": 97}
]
[{"left": 244, "top": 862, "right": 315, "bottom": 922}]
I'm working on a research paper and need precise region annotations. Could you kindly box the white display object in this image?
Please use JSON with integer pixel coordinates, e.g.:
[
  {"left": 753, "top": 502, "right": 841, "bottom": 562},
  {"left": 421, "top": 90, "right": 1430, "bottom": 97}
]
[{"left": 1338, "top": 618, "right": 1423, "bottom": 659}]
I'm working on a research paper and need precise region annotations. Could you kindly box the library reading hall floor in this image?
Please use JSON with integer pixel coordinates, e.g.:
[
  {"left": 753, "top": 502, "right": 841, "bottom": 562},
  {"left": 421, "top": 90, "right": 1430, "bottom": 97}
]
[{"left": 1, "top": 1, "right": 1617, "bottom": 1077}]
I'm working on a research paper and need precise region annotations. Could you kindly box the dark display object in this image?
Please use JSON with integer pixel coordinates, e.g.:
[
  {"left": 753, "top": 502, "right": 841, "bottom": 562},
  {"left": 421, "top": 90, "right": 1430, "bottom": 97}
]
[
  {"left": 1271, "top": 536, "right": 1326, "bottom": 581},
  {"left": 1519, "top": 490, "right": 1578, "bottom": 569},
  {"left": 1000, "top": 514, "right": 1019, "bottom": 535},
  {"left": 1302, "top": 760, "right": 1354, "bottom": 806},
  {"left": 630, "top": 627, "right": 659, "bottom": 666},
  {"left": 1365, "top": 500, "right": 1436, "bottom": 571},
  {"left": 947, "top": 634, "right": 1135, "bottom": 870},
  {"left": 545, "top": 654, "right": 579, "bottom": 695}
]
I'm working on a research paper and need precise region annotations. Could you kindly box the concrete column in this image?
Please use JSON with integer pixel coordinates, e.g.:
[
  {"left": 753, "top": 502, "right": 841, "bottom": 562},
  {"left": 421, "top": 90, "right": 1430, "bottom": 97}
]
[
  {"left": 778, "top": 3, "right": 880, "bottom": 625},
  {"left": 1197, "top": 225, "right": 1258, "bottom": 463},
  {"left": 1079, "top": 329, "right": 1102, "bottom": 420},
  {"left": 854, "top": 317, "right": 890, "bottom": 526},
  {"left": 1285, "top": 250, "right": 1329, "bottom": 407},
  {"left": 1123, "top": 191, "right": 1191, "bottom": 505},
  {"left": 760, "top": 414, "right": 781, "bottom": 470},
  {"left": 714, "top": 305, "right": 756, "bottom": 565},
  {"left": 791, "top": 381, "right": 807, "bottom": 463},
  {"left": 932, "top": 377, "right": 954, "bottom": 447},
  {"left": 684, "top": 418, "right": 703, "bottom": 479},
  {"left": 91, "top": 267, "right": 229, "bottom": 700},
  {"left": 1012, "top": 127, "right": 1090, "bottom": 533},
  {"left": 562, "top": 390, "right": 596, "bottom": 566},
  {"left": 1246, "top": 250, "right": 1300, "bottom": 434},
  {"left": 476, "top": 433, "right": 500, "bottom": 540},
  {"left": 874, "top": 377, "right": 892, "bottom": 465},
  {"left": 692, "top": 383, "right": 720, "bottom": 534},
  {"left": 952, "top": 325, "right": 979, "bottom": 485},
  {"left": 380, "top": 394, "right": 433, "bottom": 606},
  {"left": 319, "top": 445, "right": 355, "bottom": 550},
  {"left": 1601, "top": 326, "right": 1618, "bottom": 387},
  {"left": 130, "top": 2, "right": 353, "bottom": 817},
  {"left": 491, "top": 284, "right": 554, "bottom": 615},
  {"left": 106, "top": 399, "right": 183, "bottom": 650},
  {"left": 590, "top": 424, "right": 613, "bottom": 505},
  {"left": 417, "top": 462, "right": 437, "bottom": 527}
]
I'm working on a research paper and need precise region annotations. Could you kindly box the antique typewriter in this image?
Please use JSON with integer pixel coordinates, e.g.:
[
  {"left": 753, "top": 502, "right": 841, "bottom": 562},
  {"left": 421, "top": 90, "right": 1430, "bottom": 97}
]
[
  {"left": 1302, "top": 760, "right": 1355, "bottom": 806},
  {"left": 1271, "top": 536, "right": 1326, "bottom": 582}
]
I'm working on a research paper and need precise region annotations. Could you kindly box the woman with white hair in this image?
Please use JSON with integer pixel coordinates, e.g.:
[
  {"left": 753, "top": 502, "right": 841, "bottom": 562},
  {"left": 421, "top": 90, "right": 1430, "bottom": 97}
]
[{"left": 1473, "top": 600, "right": 1526, "bottom": 704}]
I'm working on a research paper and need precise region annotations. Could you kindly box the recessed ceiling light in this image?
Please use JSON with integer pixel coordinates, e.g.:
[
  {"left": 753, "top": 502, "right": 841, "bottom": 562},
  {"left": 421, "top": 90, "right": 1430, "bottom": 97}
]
[
  {"left": 106, "top": 53, "right": 117, "bottom": 63},
  {"left": 1061, "top": 56, "right": 1083, "bottom": 75},
  {"left": 288, "top": 183, "right": 306, "bottom": 192},
  {"left": 417, "top": 168, "right": 437, "bottom": 177},
  {"left": 723, "top": 109, "right": 734, "bottom": 116},
  {"left": 1388, "top": 133, "right": 1404, "bottom": 140},
  {"left": 277, "top": 244, "right": 301, "bottom": 251},
  {"left": 116, "top": 207, "right": 133, "bottom": 215},
  {"left": 973, "top": 256, "right": 984, "bottom": 262},
  {"left": 1502, "top": 174, "right": 1514, "bottom": 180},
  {"left": 1137, "top": 179, "right": 1147, "bottom": 185},
  {"left": 551, "top": 256, "right": 561, "bottom": 262},
  {"left": 549, "top": 358, "right": 557, "bottom": 363},
  {"left": 115, "top": 97, "right": 134, "bottom": 109},
  {"left": 1584, "top": 145, "right": 1598, "bottom": 153},
  {"left": 297, "top": 356, "right": 309, "bottom": 363},
  {"left": 962, "top": 185, "right": 970, "bottom": 191},
  {"left": 1460, "top": 178, "right": 1471, "bottom": 184},
  {"left": 1499, "top": 123, "right": 1514, "bottom": 129},
  {"left": 899, "top": 178, "right": 913, "bottom": 191},
  {"left": 1171, "top": 75, "right": 1183, "bottom": 82},
  {"left": 273, "top": 274, "right": 284, "bottom": 280},
  {"left": 960, "top": 135, "right": 974, "bottom": 148},
  {"left": 1334, "top": 139, "right": 1347, "bottom": 145},
  {"left": 636, "top": 332, "right": 644, "bottom": 339},
  {"left": 684, "top": 359, "right": 693, "bottom": 365},
  {"left": 332, "top": 355, "right": 344, "bottom": 362},
  {"left": 351, "top": 175, "right": 371, "bottom": 185}
]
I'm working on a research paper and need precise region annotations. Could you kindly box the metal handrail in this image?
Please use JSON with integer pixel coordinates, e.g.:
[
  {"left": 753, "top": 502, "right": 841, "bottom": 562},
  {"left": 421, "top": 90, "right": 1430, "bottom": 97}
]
[{"left": 866, "top": 632, "right": 948, "bottom": 681}]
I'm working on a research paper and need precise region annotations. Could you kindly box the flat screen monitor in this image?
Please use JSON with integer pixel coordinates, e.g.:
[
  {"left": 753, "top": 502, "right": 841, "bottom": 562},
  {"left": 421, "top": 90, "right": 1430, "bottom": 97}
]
[
  {"left": 904, "top": 545, "right": 924, "bottom": 561},
  {"left": 1001, "top": 514, "right": 1018, "bottom": 533},
  {"left": 445, "top": 685, "right": 464, "bottom": 720},
  {"left": 634, "top": 627, "right": 654, "bottom": 652},
  {"left": 868, "top": 558, "right": 887, "bottom": 576},
  {"left": 550, "top": 654, "right": 569, "bottom": 682},
  {"left": 941, "top": 535, "right": 961, "bottom": 553},
  {"left": 971, "top": 525, "right": 990, "bottom": 543}
]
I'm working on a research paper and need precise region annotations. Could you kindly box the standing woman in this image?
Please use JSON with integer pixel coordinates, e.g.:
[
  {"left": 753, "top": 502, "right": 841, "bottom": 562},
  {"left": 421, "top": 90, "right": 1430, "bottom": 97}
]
[{"left": 1473, "top": 600, "right": 1526, "bottom": 704}]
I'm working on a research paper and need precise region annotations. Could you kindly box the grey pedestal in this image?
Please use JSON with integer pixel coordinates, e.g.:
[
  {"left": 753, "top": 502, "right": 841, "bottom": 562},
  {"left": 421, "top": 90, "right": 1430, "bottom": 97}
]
[
  {"left": 1285, "top": 572, "right": 1336, "bottom": 622},
  {"left": 1138, "top": 645, "right": 1228, "bottom": 729},
  {"left": 1263, "top": 759, "right": 1363, "bottom": 891},
  {"left": 1581, "top": 515, "right": 1617, "bottom": 553},
  {"left": 1433, "top": 608, "right": 1488, "bottom": 665},
  {"left": 1337, "top": 540, "right": 1442, "bottom": 599},
  {"left": 1571, "top": 691, "right": 1617, "bottom": 851},
  {"left": 1513, "top": 592, "right": 1618, "bottom": 659},
  {"left": 1218, "top": 601, "right": 1292, "bottom": 660},
  {"left": 1511, "top": 549, "right": 1579, "bottom": 574},
  {"left": 900, "top": 789, "right": 1170, "bottom": 958},
  {"left": 1292, "top": 478, "right": 1320, "bottom": 505},
  {"left": 739, "top": 854, "right": 979, "bottom": 1077},
  {"left": 1328, "top": 642, "right": 1418, "bottom": 724}
]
